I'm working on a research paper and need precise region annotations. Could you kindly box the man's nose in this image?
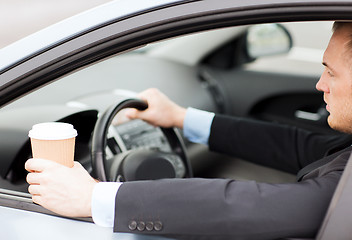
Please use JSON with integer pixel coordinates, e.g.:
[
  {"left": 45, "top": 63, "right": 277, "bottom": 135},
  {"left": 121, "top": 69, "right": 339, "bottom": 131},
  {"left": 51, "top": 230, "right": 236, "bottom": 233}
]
[{"left": 316, "top": 75, "right": 329, "bottom": 93}]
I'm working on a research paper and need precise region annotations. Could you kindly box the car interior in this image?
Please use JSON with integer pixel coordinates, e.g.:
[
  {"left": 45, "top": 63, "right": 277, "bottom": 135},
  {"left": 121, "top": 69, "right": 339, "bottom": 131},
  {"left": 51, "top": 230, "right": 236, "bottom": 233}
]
[{"left": 0, "top": 21, "right": 350, "bottom": 207}]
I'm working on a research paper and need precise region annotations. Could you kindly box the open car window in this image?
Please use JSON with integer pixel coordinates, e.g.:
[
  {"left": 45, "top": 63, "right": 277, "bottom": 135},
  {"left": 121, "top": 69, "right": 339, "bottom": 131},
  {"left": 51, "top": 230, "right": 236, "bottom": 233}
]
[{"left": 0, "top": 21, "right": 334, "bottom": 194}]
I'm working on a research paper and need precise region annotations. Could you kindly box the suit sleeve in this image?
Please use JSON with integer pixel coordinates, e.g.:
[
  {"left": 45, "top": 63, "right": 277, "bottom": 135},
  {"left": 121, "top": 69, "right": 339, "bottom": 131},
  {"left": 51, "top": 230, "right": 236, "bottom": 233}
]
[
  {"left": 114, "top": 166, "right": 343, "bottom": 239},
  {"left": 209, "top": 115, "right": 352, "bottom": 173}
]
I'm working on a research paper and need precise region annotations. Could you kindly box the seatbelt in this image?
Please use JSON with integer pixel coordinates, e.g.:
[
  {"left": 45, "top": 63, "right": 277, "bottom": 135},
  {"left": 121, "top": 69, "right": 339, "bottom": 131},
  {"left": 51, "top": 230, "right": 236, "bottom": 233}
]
[
  {"left": 297, "top": 158, "right": 333, "bottom": 181},
  {"left": 297, "top": 146, "right": 352, "bottom": 181}
]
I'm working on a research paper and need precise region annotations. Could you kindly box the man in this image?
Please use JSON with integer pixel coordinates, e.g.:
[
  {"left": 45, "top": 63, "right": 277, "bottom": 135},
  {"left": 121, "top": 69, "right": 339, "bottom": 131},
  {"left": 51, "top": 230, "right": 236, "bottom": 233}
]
[{"left": 25, "top": 22, "right": 352, "bottom": 239}]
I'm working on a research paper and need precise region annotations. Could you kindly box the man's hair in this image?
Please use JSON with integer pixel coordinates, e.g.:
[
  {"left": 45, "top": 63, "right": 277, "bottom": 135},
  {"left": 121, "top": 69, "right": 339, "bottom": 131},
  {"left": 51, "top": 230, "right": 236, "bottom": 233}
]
[
  {"left": 332, "top": 21, "right": 352, "bottom": 58},
  {"left": 332, "top": 21, "right": 352, "bottom": 32}
]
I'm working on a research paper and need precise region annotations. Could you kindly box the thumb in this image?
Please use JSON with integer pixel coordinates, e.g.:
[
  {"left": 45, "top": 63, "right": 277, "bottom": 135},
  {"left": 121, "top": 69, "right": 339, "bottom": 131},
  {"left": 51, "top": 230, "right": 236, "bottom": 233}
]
[{"left": 125, "top": 108, "right": 140, "bottom": 119}]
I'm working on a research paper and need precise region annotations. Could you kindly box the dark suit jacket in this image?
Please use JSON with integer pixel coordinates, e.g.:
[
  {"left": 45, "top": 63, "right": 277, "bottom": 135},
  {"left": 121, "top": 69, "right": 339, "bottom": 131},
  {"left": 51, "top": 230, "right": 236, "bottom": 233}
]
[{"left": 113, "top": 115, "right": 352, "bottom": 240}]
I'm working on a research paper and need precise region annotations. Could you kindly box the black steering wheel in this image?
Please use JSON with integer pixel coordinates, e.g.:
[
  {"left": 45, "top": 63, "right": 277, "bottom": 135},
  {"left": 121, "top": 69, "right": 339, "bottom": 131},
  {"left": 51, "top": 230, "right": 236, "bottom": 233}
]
[{"left": 91, "top": 98, "right": 192, "bottom": 182}]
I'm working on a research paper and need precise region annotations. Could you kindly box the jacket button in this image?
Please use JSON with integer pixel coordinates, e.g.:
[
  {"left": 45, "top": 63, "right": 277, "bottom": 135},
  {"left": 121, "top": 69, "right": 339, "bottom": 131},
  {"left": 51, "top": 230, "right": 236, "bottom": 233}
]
[
  {"left": 137, "top": 221, "right": 146, "bottom": 231},
  {"left": 146, "top": 221, "right": 154, "bottom": 231},
  {"left": 154, "top": 221, "right": 163, "bottom": 231},
  {"left": 128, "top": 220, "right": 137, "bottom": 231}
]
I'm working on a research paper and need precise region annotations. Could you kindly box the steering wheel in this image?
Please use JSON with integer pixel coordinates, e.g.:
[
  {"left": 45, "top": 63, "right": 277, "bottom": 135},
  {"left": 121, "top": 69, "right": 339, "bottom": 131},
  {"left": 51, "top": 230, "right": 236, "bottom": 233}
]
[{"left": 91, "top": 98, "right": 192, "bottom": 182}]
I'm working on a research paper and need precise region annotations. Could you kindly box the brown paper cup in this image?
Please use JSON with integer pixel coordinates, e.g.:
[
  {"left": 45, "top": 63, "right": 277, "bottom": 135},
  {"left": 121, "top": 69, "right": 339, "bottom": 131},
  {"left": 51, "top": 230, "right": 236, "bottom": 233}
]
[
  {"left": 30, "top": 137, "right": 76, "bottom": 167},
  {"left": 29, "top": 122, "right": 77, "bottom": 168}
]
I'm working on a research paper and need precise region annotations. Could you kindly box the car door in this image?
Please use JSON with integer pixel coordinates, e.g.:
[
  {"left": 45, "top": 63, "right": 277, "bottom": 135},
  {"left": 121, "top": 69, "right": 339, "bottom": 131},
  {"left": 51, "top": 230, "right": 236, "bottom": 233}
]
[{"left": 1, "top": 1, "right": 352, "bottom": 240}]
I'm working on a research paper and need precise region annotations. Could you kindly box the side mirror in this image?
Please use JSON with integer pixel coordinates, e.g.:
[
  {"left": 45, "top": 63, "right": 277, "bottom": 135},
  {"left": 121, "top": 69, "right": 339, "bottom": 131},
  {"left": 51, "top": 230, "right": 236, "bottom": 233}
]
[{"left": 246, "top": 23, "right": 292, "bottom": 58}]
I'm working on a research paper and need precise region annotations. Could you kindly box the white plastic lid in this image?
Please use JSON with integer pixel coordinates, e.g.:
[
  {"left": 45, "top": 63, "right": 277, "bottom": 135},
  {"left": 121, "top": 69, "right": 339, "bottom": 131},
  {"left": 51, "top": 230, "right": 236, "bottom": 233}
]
[{"left": 28, "top": 122, "right": 77, "bottom": 140}]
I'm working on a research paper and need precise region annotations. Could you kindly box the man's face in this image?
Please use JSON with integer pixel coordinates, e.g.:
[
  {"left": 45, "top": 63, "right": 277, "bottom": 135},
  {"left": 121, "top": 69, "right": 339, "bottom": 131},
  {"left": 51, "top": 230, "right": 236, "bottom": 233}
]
[{"left": 316, "top": 25, "right": 352, "bottom": 133}]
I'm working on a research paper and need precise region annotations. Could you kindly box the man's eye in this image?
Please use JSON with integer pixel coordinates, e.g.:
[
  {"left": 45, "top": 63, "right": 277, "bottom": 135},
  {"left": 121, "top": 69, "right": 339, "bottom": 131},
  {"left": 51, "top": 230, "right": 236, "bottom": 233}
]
[{"left": 325, "top": 68, "right": 334, "bottom": 77}]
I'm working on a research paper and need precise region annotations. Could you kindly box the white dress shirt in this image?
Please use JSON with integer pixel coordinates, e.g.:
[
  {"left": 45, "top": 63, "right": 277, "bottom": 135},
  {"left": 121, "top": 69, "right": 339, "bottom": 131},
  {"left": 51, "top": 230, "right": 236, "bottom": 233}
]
[{"left": 91, "top": 107, "right": 215, "bottom": 227}]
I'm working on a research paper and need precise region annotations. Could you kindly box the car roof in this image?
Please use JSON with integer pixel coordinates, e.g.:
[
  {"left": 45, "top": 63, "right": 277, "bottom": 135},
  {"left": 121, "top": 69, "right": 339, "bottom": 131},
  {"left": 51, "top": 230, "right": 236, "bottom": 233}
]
[{"left": 0, "top": 0, "right": 182, "bottom": 71}]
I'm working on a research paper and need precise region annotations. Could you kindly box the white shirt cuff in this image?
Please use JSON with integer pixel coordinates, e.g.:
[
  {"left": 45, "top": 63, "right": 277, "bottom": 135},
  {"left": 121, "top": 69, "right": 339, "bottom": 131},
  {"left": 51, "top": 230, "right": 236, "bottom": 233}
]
[
  {"left": 183, "top": 107, "right": 215, "bottom": 145},
  {"left": 91, "top": 182, "right": 122, "bottom": 227}
]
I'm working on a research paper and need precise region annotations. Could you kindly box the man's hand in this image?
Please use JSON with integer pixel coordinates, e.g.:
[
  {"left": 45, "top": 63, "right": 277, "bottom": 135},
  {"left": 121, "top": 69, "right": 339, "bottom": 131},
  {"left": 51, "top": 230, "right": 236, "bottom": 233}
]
[
  {"left": 125, "top": 88, "right": 186, "bottom": 129},
  {"left": 25, "top": 158, "right": 97, "bottom": 218}
]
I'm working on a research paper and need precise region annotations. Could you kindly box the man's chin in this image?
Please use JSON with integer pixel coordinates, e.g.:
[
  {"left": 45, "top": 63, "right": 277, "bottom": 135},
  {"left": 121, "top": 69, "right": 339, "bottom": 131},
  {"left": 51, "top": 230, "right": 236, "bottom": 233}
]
[
  {"left": 328, "top": 117, "right": 352, "bottom": 134},
  {"left": 327, "top": 117, "right": 340, "bottom": 131}
]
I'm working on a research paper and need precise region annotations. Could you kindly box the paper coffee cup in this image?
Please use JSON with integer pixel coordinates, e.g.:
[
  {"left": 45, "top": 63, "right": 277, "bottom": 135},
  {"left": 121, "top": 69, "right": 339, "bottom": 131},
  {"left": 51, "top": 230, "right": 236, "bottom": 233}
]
[{"left": 28, "top": 122, "right": 78, "bottom": 167}]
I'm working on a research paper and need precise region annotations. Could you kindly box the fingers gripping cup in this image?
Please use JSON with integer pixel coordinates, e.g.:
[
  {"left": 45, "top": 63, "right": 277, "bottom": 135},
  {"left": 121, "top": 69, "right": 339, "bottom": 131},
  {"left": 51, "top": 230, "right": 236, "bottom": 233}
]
[{"left": 28, "top": 122, "right": 78, "bottom": 167}]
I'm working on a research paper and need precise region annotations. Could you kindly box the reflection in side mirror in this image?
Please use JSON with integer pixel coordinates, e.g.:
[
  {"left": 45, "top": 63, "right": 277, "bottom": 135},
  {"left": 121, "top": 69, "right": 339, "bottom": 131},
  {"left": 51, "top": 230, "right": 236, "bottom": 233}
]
[{"left": 246, "top": 23, "right": 292, "bottom": 59}]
